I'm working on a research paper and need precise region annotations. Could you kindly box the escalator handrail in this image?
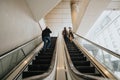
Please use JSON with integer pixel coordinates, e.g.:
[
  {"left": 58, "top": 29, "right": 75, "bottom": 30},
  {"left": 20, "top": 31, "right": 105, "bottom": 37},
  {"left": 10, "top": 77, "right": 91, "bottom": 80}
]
[
  {"left": 73, "top": 40, "right": 117, "bottom": 79},
  {"left": 0, "top": 35, "right": 41, "bottom": 59},
  {"left": 63, "top": 38, "right": 107, "bottom": 80},
  {"left": 74, "top": 33, "right": 120, "bottom": 59},
  {"left": 23, "top": 37, "right": 58, "bottom": 80},
  {"left": 2, "top": 41, "right": 43, "bottom": 80}
]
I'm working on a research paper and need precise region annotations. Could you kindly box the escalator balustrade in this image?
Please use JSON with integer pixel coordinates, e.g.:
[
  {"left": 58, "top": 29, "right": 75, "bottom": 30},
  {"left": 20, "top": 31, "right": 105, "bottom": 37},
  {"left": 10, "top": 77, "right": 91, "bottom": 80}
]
[
  {"left": 65, "top": 41, "right": 103, "bottom": 77},
  {"left": 22, "top": 37, "right": 57, "bottom": 78}
]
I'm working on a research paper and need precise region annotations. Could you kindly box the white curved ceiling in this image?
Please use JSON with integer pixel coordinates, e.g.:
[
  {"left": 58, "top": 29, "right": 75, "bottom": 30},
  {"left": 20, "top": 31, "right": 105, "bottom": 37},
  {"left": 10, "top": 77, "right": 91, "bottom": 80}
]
[
  {"left": 76, "top": 0, "right": 111, "bottom": 36},
  {"left": 25, "top": 0, "right": 120, "bottom": 36},
  {"left": 45, "top": 0, "right": 72, "bottom": 36},
  {"left": 26, "top": 0, "right": 61, "bottom": 21}
]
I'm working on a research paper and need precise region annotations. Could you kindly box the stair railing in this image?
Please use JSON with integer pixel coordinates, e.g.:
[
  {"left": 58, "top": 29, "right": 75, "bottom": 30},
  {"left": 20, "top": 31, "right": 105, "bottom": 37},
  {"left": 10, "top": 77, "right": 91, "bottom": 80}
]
[
  {"left": 73, "top": 33, "right": 120, "bottom": 79},
  {"left": 0, "top": 35, "right": 42, "bottom": 80},
  {"left": 74, "top": 33, "right": 120, "bottom": 59},
  {"left": 23, "top": 37, "right": 58, "bottom": 80},
  {"left": 63, "top": 36, "right": 108, "bottom": 80}
]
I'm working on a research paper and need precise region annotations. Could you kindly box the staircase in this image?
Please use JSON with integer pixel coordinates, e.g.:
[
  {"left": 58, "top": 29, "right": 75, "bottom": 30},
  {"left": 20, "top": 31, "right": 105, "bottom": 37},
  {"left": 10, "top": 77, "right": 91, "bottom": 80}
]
[
  {"left": 65, "top": 41, "right": 103, "bottom": 77},
  {"left": 22, "top": 37, "right": 57, "bottom": 78}
]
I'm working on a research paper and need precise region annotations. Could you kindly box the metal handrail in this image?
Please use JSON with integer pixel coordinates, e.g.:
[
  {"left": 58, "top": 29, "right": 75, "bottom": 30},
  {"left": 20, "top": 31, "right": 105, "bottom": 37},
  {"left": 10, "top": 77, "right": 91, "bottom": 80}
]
[
  {"left": 63, "top": 37, "right": 107, "bottom": 80},
  {"left": 0, "top": 35, "right": 41, "bottom": 59},
  {"left": 2, "top": 38, "right": 43, "bottom": 80},
  {"left": 73, "top": 40, "right": 117, "bottom": 79},
  {"left": 74, "top": 33, "right": 120, "bottom": 59}
]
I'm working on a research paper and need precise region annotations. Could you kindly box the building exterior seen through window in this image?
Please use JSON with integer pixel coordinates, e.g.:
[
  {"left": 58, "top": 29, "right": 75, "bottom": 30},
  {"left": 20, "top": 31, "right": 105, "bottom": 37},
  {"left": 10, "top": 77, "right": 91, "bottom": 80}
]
[
  {"left": 85, "top": 10, "right": 120, "bottom": 78},
  {"left": 87, "top": 10, "right": 120, "bottom": 53}
]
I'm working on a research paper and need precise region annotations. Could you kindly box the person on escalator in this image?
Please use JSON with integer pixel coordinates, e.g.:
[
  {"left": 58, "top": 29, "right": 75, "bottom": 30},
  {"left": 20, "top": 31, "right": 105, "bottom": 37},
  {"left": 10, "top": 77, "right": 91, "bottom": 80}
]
[
  {"left": 62, "top": 27, "right": 68, "bottom": 42},
  {"left": 68, "top": 27, "right": 74, "bottom": 42},
  {"left": 40, "top": 26, "right": 52, "bottom": 53}
]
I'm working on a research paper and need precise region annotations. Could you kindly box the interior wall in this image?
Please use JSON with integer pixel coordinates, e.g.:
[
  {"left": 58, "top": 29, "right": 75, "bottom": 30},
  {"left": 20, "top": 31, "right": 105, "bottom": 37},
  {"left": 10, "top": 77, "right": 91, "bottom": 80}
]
[
  {"left": 45, "top": 1, "right": 72, "bottom": 36},
  {"left": 26, "top": 0, "right": 61, "bottom": 21},
  {"left": 0, "top": 0, "right": 41, "bottom": 55},
  {"left": 76, "top": 0, "right": 111, "bottom": 36},
  {"left": 71, "top": 0, "right": 89, "bottom": 32},
  {"left": 39, "top": 18, "right": 46, "bottom": 30}
]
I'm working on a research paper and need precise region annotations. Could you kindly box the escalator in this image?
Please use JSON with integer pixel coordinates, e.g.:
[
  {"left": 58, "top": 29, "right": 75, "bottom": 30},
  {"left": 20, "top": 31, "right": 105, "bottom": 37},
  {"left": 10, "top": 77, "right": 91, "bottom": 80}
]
[
  {"left": 65, "top": 41, "right": 103, "bottom": 77},
  {"left": 22, "top": 37, "right": 57, "bottom": 79}
]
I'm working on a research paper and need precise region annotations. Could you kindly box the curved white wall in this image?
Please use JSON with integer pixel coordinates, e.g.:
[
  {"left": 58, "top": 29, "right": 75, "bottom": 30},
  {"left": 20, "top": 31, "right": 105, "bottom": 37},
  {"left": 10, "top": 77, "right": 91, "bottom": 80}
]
[
  {"left": 45, "top": 1, "right": 72, "bottom": 36},
  {"left": 76, "top": 0, "right": 110, "bottom": 36},
  {"left": 0, "top": 0, "right": 41, "bottom": 55},
  {"left": 26, "top": 0, "right": 61, "bottom": 21},
  {"left": 39, "top": 18, "right": 46, "bottom": 30}
]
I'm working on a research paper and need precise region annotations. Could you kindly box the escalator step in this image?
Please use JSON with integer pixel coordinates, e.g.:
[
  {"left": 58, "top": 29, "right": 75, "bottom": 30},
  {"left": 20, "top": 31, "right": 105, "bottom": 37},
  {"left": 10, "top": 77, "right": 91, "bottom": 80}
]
[
  {"left": 68, "top": 48, "right": 79, "bottom": 50},
  {"left": 22, "top": 71, "right": 45, "bottom": 78},
  {"left": 70, "top": 53, "right": 84, "bottom": 57},
  {"left": 32, "top": 59, "right": 51, "bottom": 64},
  {"left": 22, "top": 37, "right": 57, "bottom": 79},
  {"left": 65, "top": 39, "right": 103, "bottom": 77},
  {"left": 36, "top": 55, "right": 52, "bottom": 59},
  {"left": 69, "top": 52, "right": 81, "bottom": 54},
  {"left": 68, "top": 49, "right": 80, "bottom": 51},
  {"left": 28, "top": 64, "right": 50, "bottom": 71},
  {"left": 76, "top": 66, "right": 95, "bottom": 73},
  {"left": 71, "top": 57, "right": 86, "bottom": 61},
  {"left": 35, "top": 58, "right": 51, "bottom": 60},
  {"left": 45, "top": 49, "right": 54, "bottom": 52},
  {"left": 85, "top": 73, "right": 103, "bottom": 77},
  {"left": 38, "top": 53, "right": 53, "bottom": 56},
  {"left": 73, "top": 61, "right": 90, "bottom": 66}
]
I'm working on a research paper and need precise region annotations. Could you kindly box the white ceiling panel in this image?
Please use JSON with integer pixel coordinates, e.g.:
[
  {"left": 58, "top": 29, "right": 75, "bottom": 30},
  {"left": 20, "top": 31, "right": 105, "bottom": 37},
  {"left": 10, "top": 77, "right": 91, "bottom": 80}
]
[
  {"left": 107, "top": 0, "right": 120, "bottom": 10},
  {"left": 45, "top": 0, "right": 72, "bottom": 36},
  {"left": 26, "top": 0, "right": 61, "bottom": 21}
]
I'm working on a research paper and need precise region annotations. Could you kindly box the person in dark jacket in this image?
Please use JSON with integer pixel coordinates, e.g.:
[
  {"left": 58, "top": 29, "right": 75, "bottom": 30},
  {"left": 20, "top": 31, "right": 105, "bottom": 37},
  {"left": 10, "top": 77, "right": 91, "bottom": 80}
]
[
  {"left": 41, "top": 26, "right": 52, "bottom": 52},
  {"left": 62, "top": 27, "right": 68, "bottom": 42}
]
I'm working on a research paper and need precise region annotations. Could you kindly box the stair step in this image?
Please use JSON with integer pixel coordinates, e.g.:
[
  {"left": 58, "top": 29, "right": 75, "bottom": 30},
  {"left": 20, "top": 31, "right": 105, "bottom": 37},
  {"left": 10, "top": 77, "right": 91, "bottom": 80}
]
[
  {"left": 22, "top": 71, "right": 45, "bottom": 78},
  {"left": 38, "top": 53, "right": 53, "bottom": 56},
  {"left": 70, "top": 54, "right": 84, "bottom": 56},
  {"left": 73, "top": 61, "right": 90, "bottom": 66},
  {"left": 68, "top": 47, "right": 80, "bottom": 51},
  {"left": 69, "top": 51, "right": 81, "bottom": 54},
  {"left": 76, "top": 66, "right": 95, "bottom": 73},
  {"left": 36, "top": 57, "right": 52, "bottom": 60},
  {"left": 67, "top": 46, "right": 77, "bottom": 48},
  {"left": 68, "top": 49, "right": 80, "bottom": 51},
  {"left": 38, "top": 54, "right": 52, "bottom": 56},
  {"left": 85, "top": 73, "right": 102, "bottom": 77},
  {"left": 36, "top": 56, "right": 52, "bottom": 59},
  {"left": 22, "top": 37, "right": 57, "bottom": 79},
  {"left": 28, "top": 64, "right": 49, "bottom": 71},
  {"left": 65, "top": 39, "right": 104, "bottom": 77},
  {"left": 32, "top": 59, "right": 51, "bottom": 64},
  {"left": 46, "top": 49, "right": 54, "bottom": 52},
  {"left": 71, "top": 57, "right": 86, "bottom": 61}
]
